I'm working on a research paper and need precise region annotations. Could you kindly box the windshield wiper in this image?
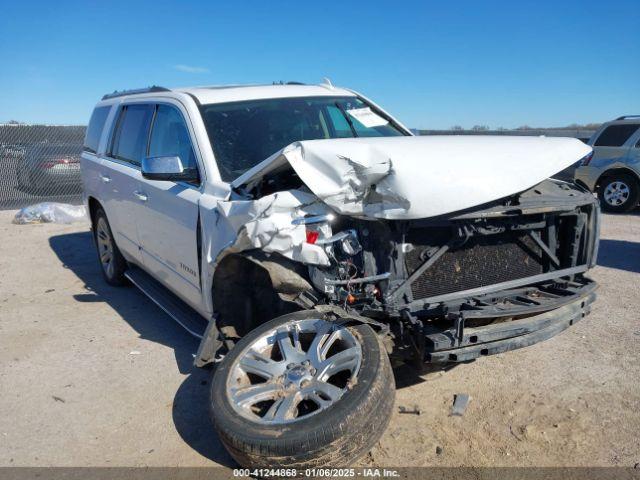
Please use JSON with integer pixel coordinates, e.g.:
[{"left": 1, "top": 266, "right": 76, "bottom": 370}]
[{"left": 334, "top": 102, "right": 358, "bottom": 137}]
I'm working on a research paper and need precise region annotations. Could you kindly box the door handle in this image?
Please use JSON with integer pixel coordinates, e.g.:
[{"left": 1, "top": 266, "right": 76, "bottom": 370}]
[
  {"left": 133, "top": 191, "right": 148, "bottom": 202},
  {"left": 99, "top": 174, "right": 111, "bottom": 183}
]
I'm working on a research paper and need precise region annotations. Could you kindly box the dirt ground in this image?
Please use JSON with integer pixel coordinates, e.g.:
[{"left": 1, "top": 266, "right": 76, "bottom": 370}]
[{"left": 0, "top": 208, "right": 638, "bottom": 468}]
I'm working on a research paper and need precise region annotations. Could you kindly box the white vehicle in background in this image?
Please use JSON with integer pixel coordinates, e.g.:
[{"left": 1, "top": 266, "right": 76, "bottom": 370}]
[{"left": 81, "top": 82, "right": 599, "bottom": 468}]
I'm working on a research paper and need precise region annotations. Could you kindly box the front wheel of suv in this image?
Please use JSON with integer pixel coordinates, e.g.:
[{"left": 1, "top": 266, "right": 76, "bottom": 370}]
[
  {"left": 210, "top": 310, "right": 395, "bottom": 469},
  {"left": 598, "top": 173, "right": 640, "bottom": 213}
]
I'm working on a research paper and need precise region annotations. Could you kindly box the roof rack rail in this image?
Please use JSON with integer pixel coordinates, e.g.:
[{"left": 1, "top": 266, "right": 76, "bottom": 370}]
[
  {"left": 271, "top": 81, "right": 306, "bottom": 85},
  {"left": 102, "top": 86, "right": 170, "bottom": 100},
  {"left": 615, "top": 115, "right": 640, "bottom": 120}
]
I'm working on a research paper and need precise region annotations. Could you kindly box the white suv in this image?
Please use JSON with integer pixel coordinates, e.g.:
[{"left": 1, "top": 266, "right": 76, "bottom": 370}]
[{"left": 82, "top": 83, "right": 599, "bottom": 468}]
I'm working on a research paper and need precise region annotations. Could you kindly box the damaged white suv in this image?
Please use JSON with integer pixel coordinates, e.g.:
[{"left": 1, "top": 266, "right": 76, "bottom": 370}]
[{"left": 81, "top": 83, "right": 599, "bottom": 468}]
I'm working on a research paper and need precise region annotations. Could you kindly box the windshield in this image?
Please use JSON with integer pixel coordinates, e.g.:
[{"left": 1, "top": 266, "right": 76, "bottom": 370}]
[{"left": 200, "top": 96, "right": 406, "bottom": 182}]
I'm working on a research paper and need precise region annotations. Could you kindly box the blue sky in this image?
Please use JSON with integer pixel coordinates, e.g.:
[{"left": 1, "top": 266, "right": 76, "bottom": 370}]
[{"left": 0, "top": 0, "right": 638, "bottom": 128}]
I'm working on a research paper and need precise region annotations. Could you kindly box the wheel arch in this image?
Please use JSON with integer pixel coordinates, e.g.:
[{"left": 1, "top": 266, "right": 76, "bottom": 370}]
[
  {"left": 195, "top": 252, "right": 392, "bottom": 368},
  {"left": 199, "top": 252, "right": 318, "bottom": 365},
  {"left": 596, "top": 167, "right": 640, "bottom": 190},
  {"left": 87, "top": 196, "right": 103, "bottom": 226}
]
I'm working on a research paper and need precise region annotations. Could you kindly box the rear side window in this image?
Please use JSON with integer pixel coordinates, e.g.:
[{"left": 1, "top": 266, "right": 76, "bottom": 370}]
[
  {"left": 110, "top": 104, "right": 154, "bottom": 165},
  {"left": 83, "top": 106, "right": 111, "bottom": 153},
  {"left": 594, "top": 124, "right": 640, "bottom": 147}
]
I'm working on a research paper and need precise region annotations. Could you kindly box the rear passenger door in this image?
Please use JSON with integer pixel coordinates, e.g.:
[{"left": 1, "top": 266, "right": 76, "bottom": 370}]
[
  {"left": 592, "top": 123, "right": 640, "bottom": 162},
  {"left": 101, "top": 103, "right": 154, "bottom": 264},
  {"left": 136, "top": 103, "right": 203, "bottom": 310},
  {"left": 81, "top": 105, "right": 111, "bottom": 212},
  {"left": 626, "top": 127, "right": 640, "bottom": 166}
]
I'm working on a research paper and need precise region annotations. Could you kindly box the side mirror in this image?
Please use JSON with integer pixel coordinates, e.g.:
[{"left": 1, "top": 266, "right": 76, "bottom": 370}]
[{"left": 141, "top": 156, "right": 199, "bottom": 183}]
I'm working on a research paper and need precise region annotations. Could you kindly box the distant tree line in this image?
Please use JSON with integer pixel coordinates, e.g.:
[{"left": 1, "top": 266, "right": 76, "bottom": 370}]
[{"left": 449, "top": 123, "right": 601, "bottom": 131}]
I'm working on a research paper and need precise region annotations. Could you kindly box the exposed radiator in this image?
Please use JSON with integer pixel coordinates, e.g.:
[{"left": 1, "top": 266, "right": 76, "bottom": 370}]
[{"left": 405, "top": 233, "right": 544, "bottom": 300}]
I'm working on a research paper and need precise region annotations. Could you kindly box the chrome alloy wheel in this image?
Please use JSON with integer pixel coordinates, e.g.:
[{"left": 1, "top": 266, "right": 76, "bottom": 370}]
[
  {"left": 95, "top": 217, "right": 115, "bottom": 279},
  {"left": 604, "top": 180, "right": 630, "bottom": 207},
  {"left": 227, "top": 318, "right": 362, "bottom": 424}
]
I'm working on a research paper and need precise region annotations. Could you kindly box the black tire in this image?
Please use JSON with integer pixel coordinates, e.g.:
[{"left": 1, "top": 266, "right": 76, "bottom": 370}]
[
  {"left": 598, "top": 173, "right": 640, "bottom": 213},
  {"left": 93, "top": 207, "right": 128, "bottom": 286},
  {"left": 210, "top": 310, "right": 395, "bottom": 469}
]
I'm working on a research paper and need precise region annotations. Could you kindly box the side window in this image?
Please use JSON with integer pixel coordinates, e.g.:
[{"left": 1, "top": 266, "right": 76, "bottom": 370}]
[
  {"left": 110, "top": 104, "right": 153, "bottom": 165},
  {"left": 83, "top": 106, "right": 111, "bottom": 153},
  {"left": 148, "top": 104, "right": 197, "bottom": 172},
  {"left": 594, "top": 124, "right": 640, "bottom": 147}
]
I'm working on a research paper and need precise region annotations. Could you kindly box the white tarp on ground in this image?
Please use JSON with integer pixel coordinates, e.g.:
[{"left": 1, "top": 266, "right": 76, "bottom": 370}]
[{"left": 13, "top": 203, "right": 88, "bottom": 224}]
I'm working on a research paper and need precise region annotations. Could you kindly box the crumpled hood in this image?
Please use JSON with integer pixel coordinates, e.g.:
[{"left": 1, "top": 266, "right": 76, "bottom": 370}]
[{"left": 235, "top": 135, "right": 591, "bottom": 220}]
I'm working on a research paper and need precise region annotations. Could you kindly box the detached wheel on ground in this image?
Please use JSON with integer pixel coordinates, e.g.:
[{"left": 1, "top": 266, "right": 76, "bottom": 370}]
[
  {"left": 93, "top": 207, "right": 128, "bottom": 286},
  {"left": 210, "top": 310, "right": 395, "bottom": 469},
  {"left": 598, "top": 173, "right": 640, "bottom": 213}
]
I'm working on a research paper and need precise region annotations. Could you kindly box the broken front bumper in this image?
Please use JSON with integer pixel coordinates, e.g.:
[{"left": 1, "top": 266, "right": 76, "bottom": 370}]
[{"left": 424, "top": 279, "right": 597, "bottom": 363}]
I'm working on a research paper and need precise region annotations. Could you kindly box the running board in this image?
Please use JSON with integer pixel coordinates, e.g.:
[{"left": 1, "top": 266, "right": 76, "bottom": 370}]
[{"left": 125, "top": 267, "right": 207, "bottom": 339}]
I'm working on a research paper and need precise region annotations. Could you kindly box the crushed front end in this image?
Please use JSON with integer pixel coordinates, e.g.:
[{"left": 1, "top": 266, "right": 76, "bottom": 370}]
[{"left": 308, "top": 179, "right": 599, "bottom": 365}]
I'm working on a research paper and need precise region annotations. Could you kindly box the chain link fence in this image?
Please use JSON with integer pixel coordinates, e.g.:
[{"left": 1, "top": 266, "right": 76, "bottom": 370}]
[{"left": 0, "top": 124, "right": 86, "bottom": 210}]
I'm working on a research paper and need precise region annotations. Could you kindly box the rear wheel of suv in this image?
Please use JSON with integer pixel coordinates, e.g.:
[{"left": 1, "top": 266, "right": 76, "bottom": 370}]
[
  {"left": 598, "top": 173, "right": 640, "bottom": 213},
  {"left": 93, "top": 207, "right": 128, "bottom": 286},
  {"left": 210, "top": 310, "right": 395, "bottom": 469}
]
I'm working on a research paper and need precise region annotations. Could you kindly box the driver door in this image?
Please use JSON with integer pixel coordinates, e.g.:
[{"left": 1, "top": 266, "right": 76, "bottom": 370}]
[{"left": 136, "top": 103, "right": 203, "bottom": 311}]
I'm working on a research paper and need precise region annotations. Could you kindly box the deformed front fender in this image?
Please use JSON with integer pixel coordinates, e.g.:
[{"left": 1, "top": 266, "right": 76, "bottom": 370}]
[
  {"left": 193, "top": 189, "right": 336, "bottom": 366},
  {"left": 197, "top": 188, "right": 334, "bottom": 315}
]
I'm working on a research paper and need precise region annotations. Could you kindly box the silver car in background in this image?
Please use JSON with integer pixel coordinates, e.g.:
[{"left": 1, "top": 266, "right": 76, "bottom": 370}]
[
  {"left": 574, "top": 115, "right": 640, "bottom": 212},
  {"left": 16, "top": 143, "right": 82, "bottom": 193}
]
